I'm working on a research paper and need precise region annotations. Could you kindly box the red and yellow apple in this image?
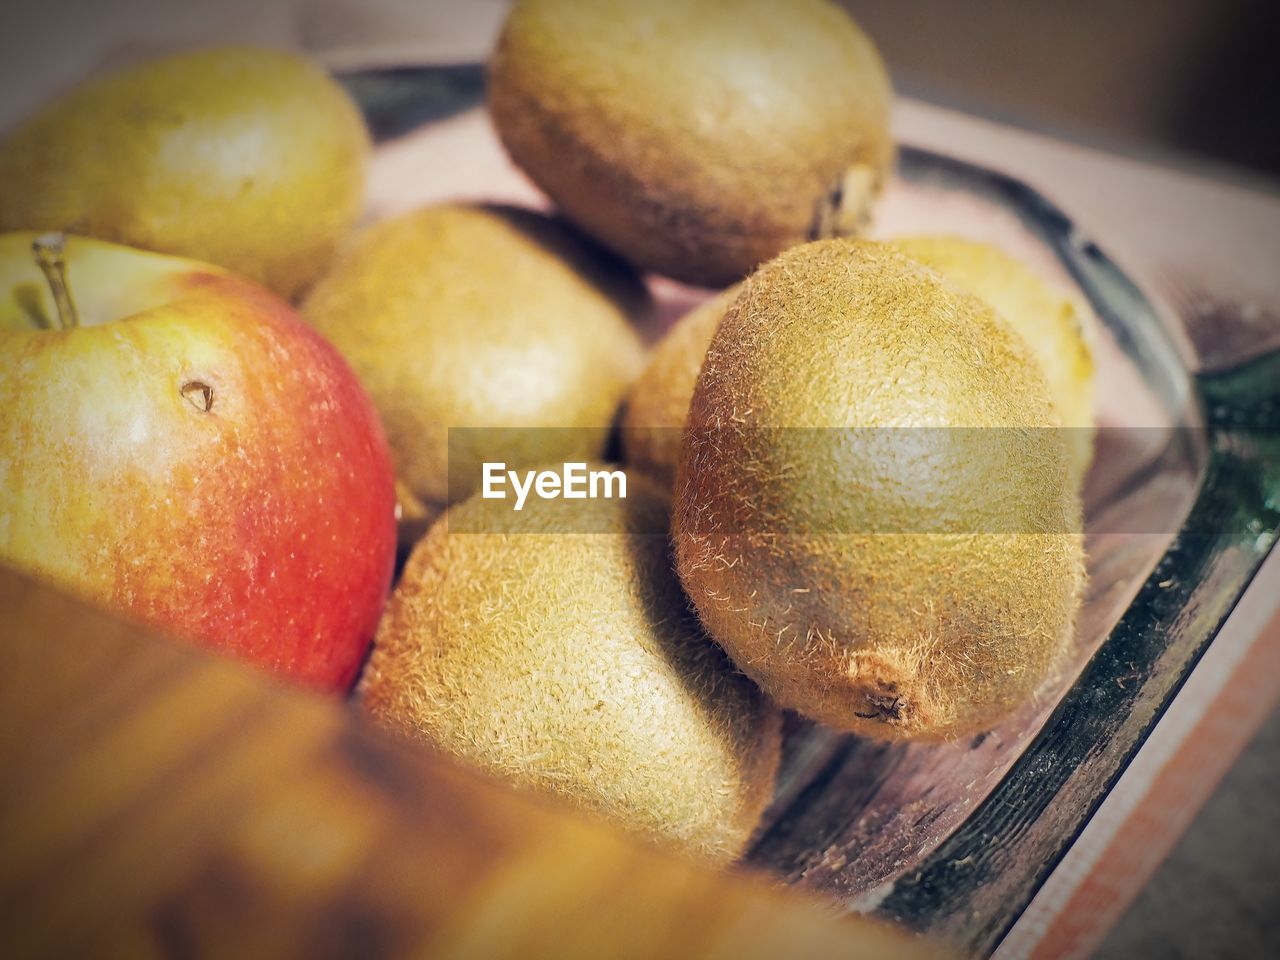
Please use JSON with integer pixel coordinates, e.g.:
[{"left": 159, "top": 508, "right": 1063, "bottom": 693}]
[{"left": 0, "top": 232, "right": 397, "bottom": 690}]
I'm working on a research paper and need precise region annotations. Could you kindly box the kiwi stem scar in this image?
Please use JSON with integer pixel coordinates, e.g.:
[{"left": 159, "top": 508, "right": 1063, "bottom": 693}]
[
  {"left": 810, "top": 164, "right": 876, "bottom": 241},
  {"left": 32, "top": 232, "right": 80, "bottom": 330}
]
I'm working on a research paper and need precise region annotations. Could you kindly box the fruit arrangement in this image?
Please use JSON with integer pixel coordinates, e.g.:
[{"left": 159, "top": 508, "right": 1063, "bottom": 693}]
[{"left": 0, "top": 0, "right": 1094, "bottom": 863}]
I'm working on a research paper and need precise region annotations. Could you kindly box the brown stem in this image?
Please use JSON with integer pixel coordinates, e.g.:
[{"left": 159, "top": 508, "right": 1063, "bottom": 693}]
[
  {"left": 810, "top": 164, "right": 878, "bottom": 242},
  {"left": 32, "top": 232, "right": 80, "bottom": 331}
]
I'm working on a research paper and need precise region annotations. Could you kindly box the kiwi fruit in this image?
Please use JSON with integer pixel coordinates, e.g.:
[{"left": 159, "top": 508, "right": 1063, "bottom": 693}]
[
  {"left": 673, "top": 240, "right": 1085, "bottom": 739},
  {"left": 0, "top": 47, "right": 370, "bottom": 301},
  {"left": 489, "top": 0, "right": 893, "bottom": 287},
  {"left": 303, "top": 204, "right": 650, "bottom": 532},
  {"left": 621, "top": 286, "right": 741, "bottom": 488},
  {"left": 359, "top": 475, "right": 782, "bottom": 862},
  {"left": 624, "top": 240, "right": 1097, "bottom": 495},
  {"left": 894, "top": 235, "right": 1095, "bottom": 479}
]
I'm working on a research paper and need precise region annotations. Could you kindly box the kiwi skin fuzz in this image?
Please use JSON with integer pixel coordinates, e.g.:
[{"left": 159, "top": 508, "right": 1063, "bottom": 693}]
[
  {"left": 673, "top": 241, "right": 1085, "bottom": 740},
  {"left": 894, "top": 235, "right": 1096, "bottom": 481},
  {"left": 303, "top": 204, "right": 650, "bottom": 527},
  {"left": 623, "top": 238, "right": 1096, "bottom": 495},
  {"left": 489, "top": 0, "right": 893, "bottom": 287},
  {"left": 359, "top": 475, "right": 782, "bottom": 863},
  {"left": 621, "top": 286, "right": 741, "bottom": 489}
]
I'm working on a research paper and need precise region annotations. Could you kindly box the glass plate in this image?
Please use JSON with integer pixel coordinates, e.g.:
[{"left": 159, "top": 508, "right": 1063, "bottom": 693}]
[{"left": 343, "top": 66, "right": 1280, "bottom": 957}]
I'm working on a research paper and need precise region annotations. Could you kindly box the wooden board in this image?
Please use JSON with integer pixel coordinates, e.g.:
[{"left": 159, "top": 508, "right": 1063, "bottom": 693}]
[{"left": 0, "top": 565, "right": 951, "bottom": 960}]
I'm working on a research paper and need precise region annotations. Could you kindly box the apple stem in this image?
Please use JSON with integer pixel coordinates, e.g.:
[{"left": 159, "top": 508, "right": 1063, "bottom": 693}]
[{"left": 32, "top": 232, "right": 80, "bottom": 331}]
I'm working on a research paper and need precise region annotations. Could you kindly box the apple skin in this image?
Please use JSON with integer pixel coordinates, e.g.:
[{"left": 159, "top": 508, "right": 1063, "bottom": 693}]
[{"left": 0, "top": 234, "right": 397, "bottom": 690}]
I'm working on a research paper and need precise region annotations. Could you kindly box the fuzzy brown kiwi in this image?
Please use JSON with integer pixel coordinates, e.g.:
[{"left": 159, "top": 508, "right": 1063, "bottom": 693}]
[
  {"left": 358, "top": 474, "right": 782, "bottom": 862},
  {"left": 621, "top": 286, "right": 741, "bottom": 489},
  {"left": 302, "top": 204, "right": 650, "bottom": 538},
  {"left": 673, "top": 240, "right": 1085, "bottom": 739},
  {"left": 0, "top": 47, "right": 369, "bottom": 301},
  {"left": 894, "top": 235, "right": 1096, "bottom": 481},
  {"left": 489, "top": 0, "right": 893, "bottom": 287},
  {"left": 625, "top": 240, "right": 1098, "bottom": 497}
]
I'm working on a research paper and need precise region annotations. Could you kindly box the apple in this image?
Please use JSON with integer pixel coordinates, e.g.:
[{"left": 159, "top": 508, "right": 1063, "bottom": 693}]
[{"left": 0, "top": 232, "right": 397, "bottom": 690}]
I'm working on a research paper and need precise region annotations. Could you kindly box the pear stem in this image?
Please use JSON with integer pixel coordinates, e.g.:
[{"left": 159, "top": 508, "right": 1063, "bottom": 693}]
[{"left": 32, "top": 232, "right": 80, "bottom": 331}]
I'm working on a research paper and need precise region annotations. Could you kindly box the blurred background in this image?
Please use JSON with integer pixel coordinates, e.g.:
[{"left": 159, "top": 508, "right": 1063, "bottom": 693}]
[
  {"left": 2, "top": 0, "right": 1277, "bottom": 187},
  {"left": 840, "top": 0, "right": 1280, "bottom": 187}
]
